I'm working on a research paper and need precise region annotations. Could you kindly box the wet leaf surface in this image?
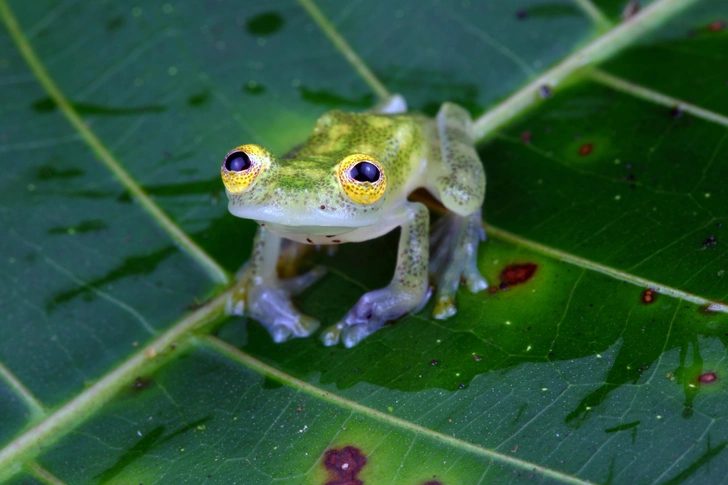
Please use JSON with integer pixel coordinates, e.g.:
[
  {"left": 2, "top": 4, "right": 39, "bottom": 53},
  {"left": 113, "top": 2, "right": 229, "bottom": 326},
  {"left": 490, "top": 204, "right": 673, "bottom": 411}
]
[{"left": 1, "top": 0, "right": 728, "bottom": 484}]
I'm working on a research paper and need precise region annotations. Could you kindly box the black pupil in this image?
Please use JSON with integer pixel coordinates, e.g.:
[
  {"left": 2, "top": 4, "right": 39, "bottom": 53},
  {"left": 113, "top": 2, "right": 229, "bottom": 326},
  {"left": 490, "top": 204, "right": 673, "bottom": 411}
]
[
  {"left": 350, "top": 161, "right": 380, "bottom": 183},
  {"left": 225, "top": 152, "right": 251, "bottom": 172}
]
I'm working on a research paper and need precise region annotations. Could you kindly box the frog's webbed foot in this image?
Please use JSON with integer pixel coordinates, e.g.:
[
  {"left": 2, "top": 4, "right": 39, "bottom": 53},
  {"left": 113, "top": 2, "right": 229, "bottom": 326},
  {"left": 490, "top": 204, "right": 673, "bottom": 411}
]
[
  {"left": 429, "top": 208, "right": 488, "bottom": 319},
  {"left": 320, "top": 284, "right": 431, "bottom": 348},
  {"left": 227, "top": 228, "right": 325, "bottom": 343}
]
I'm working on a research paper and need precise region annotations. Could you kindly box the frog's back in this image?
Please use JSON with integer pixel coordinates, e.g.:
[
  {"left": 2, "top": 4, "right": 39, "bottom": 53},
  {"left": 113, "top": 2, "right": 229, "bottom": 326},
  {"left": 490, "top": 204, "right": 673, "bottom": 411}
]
[{"left": 294, "top": 110, "right": 429, "bottom": 194}]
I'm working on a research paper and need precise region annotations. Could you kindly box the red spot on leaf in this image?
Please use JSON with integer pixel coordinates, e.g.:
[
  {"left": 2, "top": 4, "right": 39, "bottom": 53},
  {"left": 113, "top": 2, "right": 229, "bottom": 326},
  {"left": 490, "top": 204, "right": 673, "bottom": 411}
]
[
  {"left": 578, "top": 143, "right": 594, "bottom": 156},
  {"left": 423, "top": 482, "right": 444, "bottom": 485},
  {"left": 323, "top": 446, "right": 367, "bottom": 485},
  {"left": 499, "top": 263, "right": 538, "bottom": 290},
  {"left": 520, "top": 131, "right": 532, "bottom": 144},
  {"left": 642, "top": 289, "right": 656, "bottom": 304},
  {"left": 707, "top": 20, "right": 725, "bottom": 32},
  {"left": 699, "top": 372, "right": 718, "bottom": 384}
]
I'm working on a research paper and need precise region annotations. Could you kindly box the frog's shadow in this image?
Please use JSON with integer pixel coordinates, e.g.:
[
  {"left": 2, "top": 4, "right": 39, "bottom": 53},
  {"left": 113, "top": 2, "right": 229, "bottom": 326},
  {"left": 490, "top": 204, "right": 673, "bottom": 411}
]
[{"left": 221, "top": 233, "right": 728, "bottom": 424}]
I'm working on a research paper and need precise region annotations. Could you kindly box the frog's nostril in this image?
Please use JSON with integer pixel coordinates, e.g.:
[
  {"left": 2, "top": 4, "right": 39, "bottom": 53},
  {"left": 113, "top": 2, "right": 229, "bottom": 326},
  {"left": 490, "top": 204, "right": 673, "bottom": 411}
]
[{"left": 225, "top": 151, "right": 251, "bottom": 172}]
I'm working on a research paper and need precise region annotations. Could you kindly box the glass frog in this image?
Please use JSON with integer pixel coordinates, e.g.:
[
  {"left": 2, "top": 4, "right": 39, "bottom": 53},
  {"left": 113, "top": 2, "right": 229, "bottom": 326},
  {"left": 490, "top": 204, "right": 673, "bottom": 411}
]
[{"left": 221, "top": 95, "right": 487, "bottom": 348}]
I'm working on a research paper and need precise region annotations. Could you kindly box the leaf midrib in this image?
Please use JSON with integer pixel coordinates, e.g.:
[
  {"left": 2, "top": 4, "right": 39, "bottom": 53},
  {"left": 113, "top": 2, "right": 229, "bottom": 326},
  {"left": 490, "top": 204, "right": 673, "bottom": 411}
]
[{"left": 0, "top": 0, "right": 722, "bottom": 481}]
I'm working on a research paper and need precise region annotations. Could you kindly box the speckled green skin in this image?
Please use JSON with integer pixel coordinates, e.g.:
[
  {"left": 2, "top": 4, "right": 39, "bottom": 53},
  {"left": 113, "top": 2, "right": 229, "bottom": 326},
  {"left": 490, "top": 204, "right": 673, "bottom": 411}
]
[
  {"left": 227, "top": 109, "right": 431, "bottom": 240},
  {"left": 224, "top": 96, "right": 488, "bottom": 347}
]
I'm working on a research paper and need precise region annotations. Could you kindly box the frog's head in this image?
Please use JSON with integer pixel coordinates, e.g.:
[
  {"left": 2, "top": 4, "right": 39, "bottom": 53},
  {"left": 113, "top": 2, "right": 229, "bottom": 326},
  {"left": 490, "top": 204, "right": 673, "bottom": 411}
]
[{"left": 221, "top": 144, "right": 388, "bottom": 236}]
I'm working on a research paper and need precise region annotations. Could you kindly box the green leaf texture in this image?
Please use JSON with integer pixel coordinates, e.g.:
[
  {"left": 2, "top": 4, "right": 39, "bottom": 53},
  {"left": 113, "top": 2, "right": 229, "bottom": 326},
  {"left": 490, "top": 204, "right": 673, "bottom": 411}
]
[{"left": 1, "top": 0, "right": 727, "bottom": 483}]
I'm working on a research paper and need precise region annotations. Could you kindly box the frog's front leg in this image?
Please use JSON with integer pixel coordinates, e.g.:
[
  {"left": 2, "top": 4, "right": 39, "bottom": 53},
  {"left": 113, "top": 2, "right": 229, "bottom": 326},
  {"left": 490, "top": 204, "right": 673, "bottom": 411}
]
[
  {"left": 321, "top": 203, "right": 430, "bottom": 348},
  {"left": 227, "top": 226, "right": 324, "bottom": 342}
]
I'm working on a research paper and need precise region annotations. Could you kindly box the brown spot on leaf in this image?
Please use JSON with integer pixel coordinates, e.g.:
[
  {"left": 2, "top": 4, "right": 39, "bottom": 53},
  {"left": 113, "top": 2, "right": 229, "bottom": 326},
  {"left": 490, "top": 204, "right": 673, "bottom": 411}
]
[
  {"left": 423, "top": 482, "right": 444, "bottom": 485},
  {"left": 578, "top": 143, "right": 594, "bottom": 156},
  {"left": 699, "top": 372, "right": 718, "bottom": 384},
  {"left": 323, "top": 446, "right": 367, "bottom": 485},
  {"left": 670, "top": 105, "right": 684, "bottom": 119},
  {"left": 499, "top": 263, "right": 538, "bottom": 290},
  {"left": 703, "top": 235, "right": 717, "bottom": 248},
  {"left": 132, "top": 376, "right": 153, "bottom": 391},
  {"left": 621, "top": 0, "right": 640, "bottom": 20},
  {"left": 642, "top": 289, "right": 656, "bottom": 304}
]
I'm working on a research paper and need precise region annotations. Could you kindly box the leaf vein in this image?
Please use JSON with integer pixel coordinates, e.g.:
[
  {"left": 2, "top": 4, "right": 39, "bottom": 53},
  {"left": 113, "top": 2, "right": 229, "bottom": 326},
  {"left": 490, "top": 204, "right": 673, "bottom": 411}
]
[
  {"left": 0, "top": 361, "right": 45, "bottom": 420},
  {"left": 297, "top": 0, "right": 390, "bottom": 99},
  {"left": 472, "top": 0, "right": 700, "bottom": 142},
  {"left": 0, "top": 0, "right": 230, "bottom": 285},
  {"left": 204, "top": 335, "right": 598, "bottom": 485},
  {"left": 590, "top": 69, "right": 728, "bottom": 128}
]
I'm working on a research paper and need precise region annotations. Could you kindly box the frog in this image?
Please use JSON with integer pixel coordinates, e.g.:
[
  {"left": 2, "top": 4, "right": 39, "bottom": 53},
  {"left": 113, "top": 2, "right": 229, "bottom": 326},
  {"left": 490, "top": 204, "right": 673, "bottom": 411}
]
[{"left": 220, "top": 95, "right": 487, "bottom": 348}]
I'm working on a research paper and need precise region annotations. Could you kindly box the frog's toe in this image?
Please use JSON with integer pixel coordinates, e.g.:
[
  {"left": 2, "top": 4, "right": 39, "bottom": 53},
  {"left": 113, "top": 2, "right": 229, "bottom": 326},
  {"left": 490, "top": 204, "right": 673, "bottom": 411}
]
[
  {"left": 225, "top": 283, "right": 249, "bottom": 316},
  {"left": 324, "top": 316, "right": 386, "bottom": 349},
  {"left": 244, "top": 281, "right": 320, "bottom": 340},
  {"left": 341, "top": 324, "right": 378, "bottom": 348},
  {"left": 433, "top": 295, "right": 456, "bottom": 320},
  {"left": 280, "top": 265, "right": 327, "bottom": 295},
  {"left": 464, "top": 263, "right": 488, "bottom": 293},
  {"left": 270, "top": 325, "right": 293, "bottom": 343},
  {"left": 268, "top": 313, "right": 320, "bottom": 342},
  {"left": 320, "top": 322, "right": 345, "bottom": 346}
]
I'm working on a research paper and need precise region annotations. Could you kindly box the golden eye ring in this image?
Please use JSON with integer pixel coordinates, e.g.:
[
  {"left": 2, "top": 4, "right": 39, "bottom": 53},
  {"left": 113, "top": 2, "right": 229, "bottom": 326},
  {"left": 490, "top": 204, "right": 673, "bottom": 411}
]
[
  {"left": 337, "top": 154, "right": 386, "bottom": 205},
  {"left": 221, "top": 144, "right": 270, "bottom": 194}
]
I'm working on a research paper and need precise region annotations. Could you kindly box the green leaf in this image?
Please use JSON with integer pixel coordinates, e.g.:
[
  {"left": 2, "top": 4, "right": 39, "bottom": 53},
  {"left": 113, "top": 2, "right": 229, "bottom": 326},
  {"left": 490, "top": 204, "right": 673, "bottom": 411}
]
[{"left": 1, "top": 0, "right": 727, "bottom": 484}]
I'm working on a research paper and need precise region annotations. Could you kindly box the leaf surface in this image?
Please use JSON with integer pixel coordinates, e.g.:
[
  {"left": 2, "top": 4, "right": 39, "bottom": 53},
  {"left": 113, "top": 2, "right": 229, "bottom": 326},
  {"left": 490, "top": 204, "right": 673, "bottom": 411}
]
[{"left": 1, "top": 0, "right": 727, "bottom": 484}]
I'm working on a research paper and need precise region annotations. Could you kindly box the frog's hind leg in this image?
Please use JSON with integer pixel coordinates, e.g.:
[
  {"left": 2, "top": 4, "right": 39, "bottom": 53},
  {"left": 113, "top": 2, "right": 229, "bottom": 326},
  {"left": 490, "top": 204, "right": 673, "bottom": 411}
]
[
  {"left": 429, "top": 102, "right": 488, "bottom": 318},
  {"left": 228, "top": 227, "right": 326, "bottom": 342},
  {"left": 429, "top": 209, "right": 488, "bottom": 319}
]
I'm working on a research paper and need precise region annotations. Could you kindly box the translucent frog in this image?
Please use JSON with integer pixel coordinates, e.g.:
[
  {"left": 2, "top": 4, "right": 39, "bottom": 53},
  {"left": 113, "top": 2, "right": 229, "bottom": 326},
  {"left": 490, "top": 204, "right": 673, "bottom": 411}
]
[{"left": 221, "top": 95, "right": 487, "bottom": 348}]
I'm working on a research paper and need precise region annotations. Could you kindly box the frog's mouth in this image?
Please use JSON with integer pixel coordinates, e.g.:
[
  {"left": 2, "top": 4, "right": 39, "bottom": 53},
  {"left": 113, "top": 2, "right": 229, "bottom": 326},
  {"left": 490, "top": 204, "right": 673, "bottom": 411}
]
[
  {"left": 227, "top": 201, "right": 381, "bottom": 235},
  {"left": 257, "top": 221, "right": 356, "bottom": 237}
]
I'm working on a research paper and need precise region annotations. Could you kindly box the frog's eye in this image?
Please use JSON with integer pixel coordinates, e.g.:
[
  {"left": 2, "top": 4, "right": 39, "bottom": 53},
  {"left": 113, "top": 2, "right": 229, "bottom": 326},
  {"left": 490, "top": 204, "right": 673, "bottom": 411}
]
[
  {"left": 225, "top": 151, "right": 251, "bottom": 172},
  {"left": 337, "top": 154, "right": 386, "bottom": 205},
  {"left": 221, "top": 144, "right": 270, "bottom": 194},
  {"left": 350, "top": 161, "right": 380, "bottom": 182}
]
